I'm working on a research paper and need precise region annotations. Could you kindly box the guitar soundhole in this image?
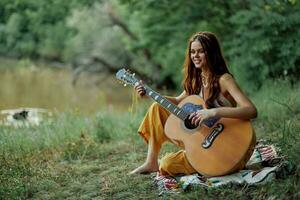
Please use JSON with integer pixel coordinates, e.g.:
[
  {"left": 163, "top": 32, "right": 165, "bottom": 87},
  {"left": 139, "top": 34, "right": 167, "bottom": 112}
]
[
  {"left": 182, "top": 103, "right": 202, "bottom": 130},
  {"left": 184, "top": 117, "right": 198, "bottom": 130}
]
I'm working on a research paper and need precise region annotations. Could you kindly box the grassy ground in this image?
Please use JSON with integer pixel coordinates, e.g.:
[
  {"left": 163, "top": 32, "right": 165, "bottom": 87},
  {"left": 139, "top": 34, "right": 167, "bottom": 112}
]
[{"left": 1, "top": 80, "right": 299, "bottom": 200}]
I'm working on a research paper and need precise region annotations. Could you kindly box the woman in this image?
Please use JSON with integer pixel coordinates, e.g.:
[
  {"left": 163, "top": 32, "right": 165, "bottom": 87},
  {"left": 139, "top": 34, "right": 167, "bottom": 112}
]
[{"left": 130, "top": 31, "right": 257, "bottom": 176}]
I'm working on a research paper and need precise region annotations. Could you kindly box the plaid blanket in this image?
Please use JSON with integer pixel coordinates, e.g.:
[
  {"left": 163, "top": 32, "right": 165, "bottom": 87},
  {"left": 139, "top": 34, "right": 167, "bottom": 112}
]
[{"left": 153, "top": 141, "right": 295, "bottom": 195}]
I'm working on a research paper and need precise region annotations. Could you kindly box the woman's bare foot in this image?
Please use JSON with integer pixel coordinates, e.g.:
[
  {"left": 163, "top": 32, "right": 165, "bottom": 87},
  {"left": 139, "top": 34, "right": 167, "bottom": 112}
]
[{"left": 128, "top": 162, "right": 159, "bottom": 175}]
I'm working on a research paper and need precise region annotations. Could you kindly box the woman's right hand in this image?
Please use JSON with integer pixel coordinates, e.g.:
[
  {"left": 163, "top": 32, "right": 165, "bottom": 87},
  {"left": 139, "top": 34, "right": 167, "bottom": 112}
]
[{"left": 134, "top": 81, "right": 147, "bottom": 98}]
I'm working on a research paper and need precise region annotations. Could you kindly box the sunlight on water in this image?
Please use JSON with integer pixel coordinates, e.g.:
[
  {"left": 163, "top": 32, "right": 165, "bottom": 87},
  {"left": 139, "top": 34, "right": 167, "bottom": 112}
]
[{"left": 0, "top": 61, "right": 133, "bottom": 115}]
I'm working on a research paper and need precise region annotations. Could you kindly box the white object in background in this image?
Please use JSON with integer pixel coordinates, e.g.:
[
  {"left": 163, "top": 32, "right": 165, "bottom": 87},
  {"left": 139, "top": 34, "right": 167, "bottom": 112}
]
[{"left": 0, "top": 108, "right": 51, "bottom": 127}]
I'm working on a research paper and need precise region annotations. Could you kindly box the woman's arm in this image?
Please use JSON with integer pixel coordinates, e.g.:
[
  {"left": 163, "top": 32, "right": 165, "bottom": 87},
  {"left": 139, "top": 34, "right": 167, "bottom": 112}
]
[
  {"left": 190, "top": 74, "right": 257, "bottom": 125},
  {"left": 214, "top": 73, "right": 257, "bottom": 119}
]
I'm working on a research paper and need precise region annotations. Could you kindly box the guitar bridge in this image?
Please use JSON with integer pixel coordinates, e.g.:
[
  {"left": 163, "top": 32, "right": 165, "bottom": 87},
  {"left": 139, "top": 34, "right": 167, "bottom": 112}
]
[{"left": 202, "top": 123, "right": 224, "bottom": 149}]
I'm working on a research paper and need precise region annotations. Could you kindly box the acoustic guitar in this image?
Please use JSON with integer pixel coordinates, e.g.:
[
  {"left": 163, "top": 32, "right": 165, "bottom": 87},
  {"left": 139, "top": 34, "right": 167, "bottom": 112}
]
[{"left": 116, "top": 68, "right": 256, "bottom": 177}]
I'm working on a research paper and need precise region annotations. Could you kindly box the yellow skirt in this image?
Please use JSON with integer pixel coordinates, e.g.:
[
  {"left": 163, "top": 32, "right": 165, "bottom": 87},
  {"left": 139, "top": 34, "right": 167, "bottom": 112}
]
[{"left": 138, "top": 102, "right": 197, "bottom": 176}]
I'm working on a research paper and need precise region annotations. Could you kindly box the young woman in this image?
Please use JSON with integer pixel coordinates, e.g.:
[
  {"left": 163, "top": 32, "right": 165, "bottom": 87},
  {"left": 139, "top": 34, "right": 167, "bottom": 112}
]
[{"left": 130, "top": 31, "right": 257, "bottom": 176}]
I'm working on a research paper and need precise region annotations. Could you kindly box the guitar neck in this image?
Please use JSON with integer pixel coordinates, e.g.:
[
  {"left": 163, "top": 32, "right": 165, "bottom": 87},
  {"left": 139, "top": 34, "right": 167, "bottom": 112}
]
[{"left": 143, "top": 85, "right": 188, "bottom": 121}]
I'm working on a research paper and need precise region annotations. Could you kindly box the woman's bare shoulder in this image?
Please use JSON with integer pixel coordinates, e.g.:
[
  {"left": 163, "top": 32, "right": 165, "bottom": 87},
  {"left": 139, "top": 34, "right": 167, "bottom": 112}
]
[
  {"left": 219, "top": 73, "right": 236, "bottom": 91},
  {"left": 219, "top": 73, "right": 234, "bottom": 83}
]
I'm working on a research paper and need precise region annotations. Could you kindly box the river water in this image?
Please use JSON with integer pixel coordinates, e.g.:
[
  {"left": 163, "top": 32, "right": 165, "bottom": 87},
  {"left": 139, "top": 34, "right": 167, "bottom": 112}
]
[{"left": 0, "top": 64, "right": 133, "bottom": 115}]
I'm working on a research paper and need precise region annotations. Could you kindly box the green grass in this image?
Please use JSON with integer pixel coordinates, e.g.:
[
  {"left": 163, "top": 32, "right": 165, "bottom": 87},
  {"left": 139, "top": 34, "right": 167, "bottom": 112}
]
[{"left": 1, "top": 80, "right": 299, "bottom": 200}]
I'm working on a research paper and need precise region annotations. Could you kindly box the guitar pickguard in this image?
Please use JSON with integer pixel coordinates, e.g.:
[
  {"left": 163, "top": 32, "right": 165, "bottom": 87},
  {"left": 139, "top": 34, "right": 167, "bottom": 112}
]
[{"left": 181, "top": 103, "right": 220, "bottom": 129}]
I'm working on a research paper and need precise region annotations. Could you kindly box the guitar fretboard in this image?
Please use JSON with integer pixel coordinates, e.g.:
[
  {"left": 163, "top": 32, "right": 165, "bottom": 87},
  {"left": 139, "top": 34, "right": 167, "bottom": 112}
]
[{"left": 144, "top": 85, "right": 188, "bottom": 121}]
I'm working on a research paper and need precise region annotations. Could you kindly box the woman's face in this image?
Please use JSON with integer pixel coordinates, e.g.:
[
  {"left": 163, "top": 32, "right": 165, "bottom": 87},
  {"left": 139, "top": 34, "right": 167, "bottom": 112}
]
[{"left": 190, "top": 40, "right": 207, "bottom": 70}]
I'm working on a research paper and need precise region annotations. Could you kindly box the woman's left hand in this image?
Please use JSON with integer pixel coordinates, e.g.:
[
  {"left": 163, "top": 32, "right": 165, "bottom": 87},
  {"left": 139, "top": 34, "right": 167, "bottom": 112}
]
[{"left": 189, "top": 109, "right": 217, "bottom": 126}]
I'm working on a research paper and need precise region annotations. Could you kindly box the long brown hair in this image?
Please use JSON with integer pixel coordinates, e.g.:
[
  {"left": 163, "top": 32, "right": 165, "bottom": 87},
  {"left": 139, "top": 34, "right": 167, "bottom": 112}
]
[{"left": 182, "top": 32, "right": 230, "bottom": 108}]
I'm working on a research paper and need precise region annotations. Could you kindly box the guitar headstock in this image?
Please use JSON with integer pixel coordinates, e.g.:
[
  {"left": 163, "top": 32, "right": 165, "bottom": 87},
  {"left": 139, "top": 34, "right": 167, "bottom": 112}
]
[{"left": 116, "top": 68, "right": 139, "bottom": 87}]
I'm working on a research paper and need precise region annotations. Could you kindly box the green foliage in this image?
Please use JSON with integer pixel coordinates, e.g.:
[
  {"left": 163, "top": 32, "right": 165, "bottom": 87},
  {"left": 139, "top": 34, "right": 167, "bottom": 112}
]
[
  {"left": 226, "top": 1, "right": 300, "bottom": 90},
  {"left": 0, "top": 0, "right": 299, "bottom": 90},
  {"left": 63, "top": 3, "right": 130, "bottom": 67},
  {"left": 0, "top": 0, "right": 97, "bottom": 59}
]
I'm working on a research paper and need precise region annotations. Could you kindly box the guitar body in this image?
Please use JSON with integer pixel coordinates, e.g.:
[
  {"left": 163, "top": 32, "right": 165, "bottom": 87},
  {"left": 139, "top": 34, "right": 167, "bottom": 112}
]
[{"left": 164, "top": 95, "right": 256, "bottom": 177}]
